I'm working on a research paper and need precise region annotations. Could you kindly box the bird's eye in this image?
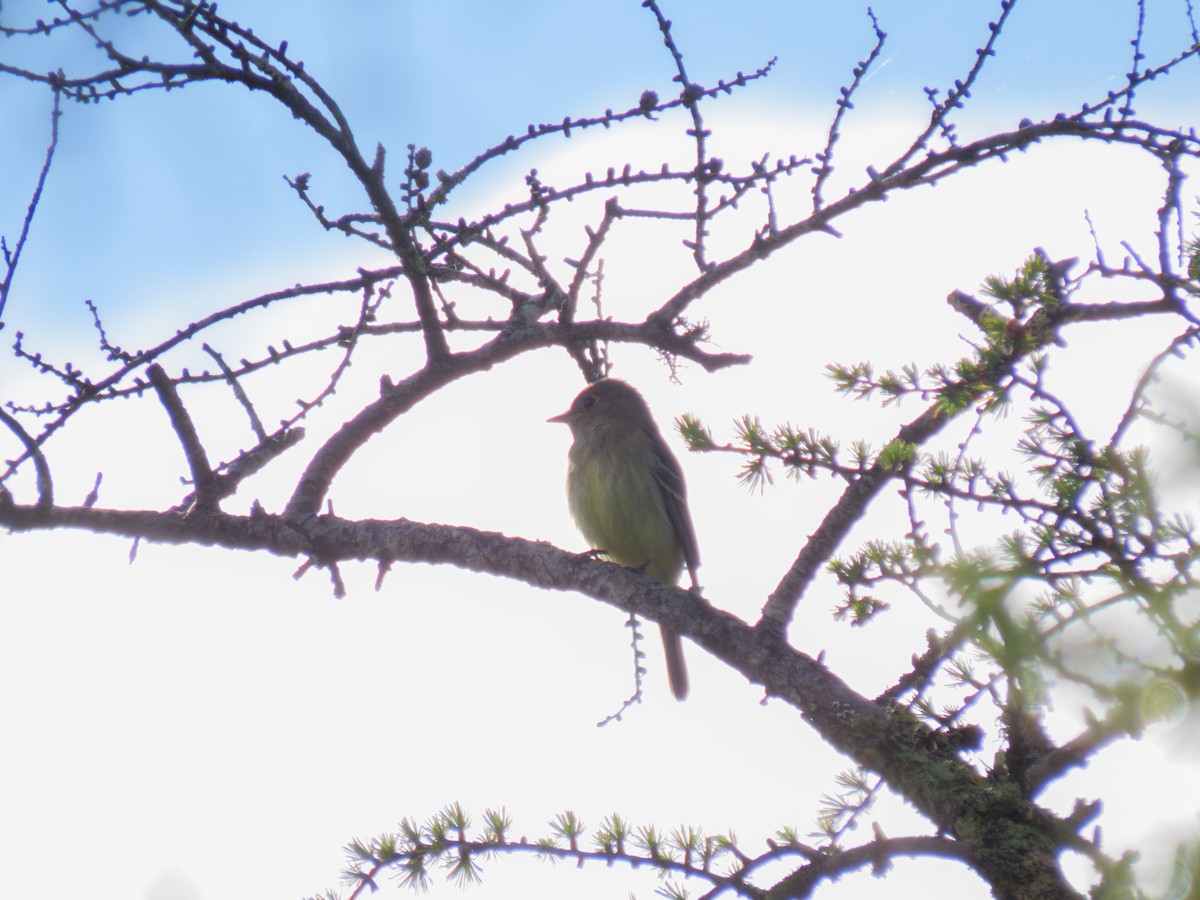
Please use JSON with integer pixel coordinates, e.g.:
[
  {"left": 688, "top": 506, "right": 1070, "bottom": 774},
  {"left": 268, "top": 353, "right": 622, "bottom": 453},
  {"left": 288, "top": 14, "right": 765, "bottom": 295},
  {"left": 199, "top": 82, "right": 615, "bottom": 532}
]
[{"left": 582, "top": 395, "right": 598, "bottom": 410}]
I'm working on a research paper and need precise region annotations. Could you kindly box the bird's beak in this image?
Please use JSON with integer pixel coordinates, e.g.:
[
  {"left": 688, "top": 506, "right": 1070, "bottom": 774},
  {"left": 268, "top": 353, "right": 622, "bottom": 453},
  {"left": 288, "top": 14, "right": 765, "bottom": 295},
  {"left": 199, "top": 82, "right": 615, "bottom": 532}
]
[{"left": 547, "top": 410, "right": 572, "bottom": 424}]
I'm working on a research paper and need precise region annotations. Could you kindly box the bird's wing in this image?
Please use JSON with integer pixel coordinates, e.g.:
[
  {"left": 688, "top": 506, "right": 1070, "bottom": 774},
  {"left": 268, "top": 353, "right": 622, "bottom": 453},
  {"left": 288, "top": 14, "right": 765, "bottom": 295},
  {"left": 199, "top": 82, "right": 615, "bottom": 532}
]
[{"left": 653, "top": 438, "right": 701, "bottom": 586}]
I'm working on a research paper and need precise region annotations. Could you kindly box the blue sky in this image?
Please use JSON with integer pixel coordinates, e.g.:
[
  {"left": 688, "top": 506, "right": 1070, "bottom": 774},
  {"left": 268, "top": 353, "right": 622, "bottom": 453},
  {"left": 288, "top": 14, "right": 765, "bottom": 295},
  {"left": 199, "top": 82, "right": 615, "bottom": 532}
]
[
  {"left": 2, "top": 3, "right": 1199, "bottom": 899},
  {"left": 4, "top": 0, "right": 1193, "bottom": 340}
]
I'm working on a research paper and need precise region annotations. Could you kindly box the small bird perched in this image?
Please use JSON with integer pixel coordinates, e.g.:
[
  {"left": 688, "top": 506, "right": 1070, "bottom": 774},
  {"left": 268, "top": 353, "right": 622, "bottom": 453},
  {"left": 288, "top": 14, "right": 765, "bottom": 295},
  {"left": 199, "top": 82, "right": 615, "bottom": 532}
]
[{"left": 548, "top": 379, "right": 700, "bottom": 700}]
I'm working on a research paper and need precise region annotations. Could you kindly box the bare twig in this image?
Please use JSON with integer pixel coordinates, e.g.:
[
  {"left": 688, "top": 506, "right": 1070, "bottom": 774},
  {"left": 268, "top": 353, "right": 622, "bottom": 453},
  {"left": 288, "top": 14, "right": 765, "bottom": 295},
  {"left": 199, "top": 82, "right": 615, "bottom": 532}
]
[
  {"left": 146, "top": 363, "right": 217, "bottom": 510},
  {"left": 0, "top": 88, "right": 61, "bottom": 322}
]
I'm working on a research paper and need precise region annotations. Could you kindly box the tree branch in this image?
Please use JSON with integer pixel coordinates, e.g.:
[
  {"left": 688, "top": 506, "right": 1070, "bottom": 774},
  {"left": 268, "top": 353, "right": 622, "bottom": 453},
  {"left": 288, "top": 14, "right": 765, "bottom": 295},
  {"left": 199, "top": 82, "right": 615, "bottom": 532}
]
[{"left": 147, "top": 363, "right": 217, "bottom": 510}]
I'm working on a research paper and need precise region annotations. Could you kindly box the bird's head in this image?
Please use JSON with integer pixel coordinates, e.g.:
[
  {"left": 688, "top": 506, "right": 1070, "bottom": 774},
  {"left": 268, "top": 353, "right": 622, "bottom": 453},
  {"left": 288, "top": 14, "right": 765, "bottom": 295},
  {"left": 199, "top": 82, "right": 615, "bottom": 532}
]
[{"left": 547, "top": 379, "right": 655, "bottom": 437}]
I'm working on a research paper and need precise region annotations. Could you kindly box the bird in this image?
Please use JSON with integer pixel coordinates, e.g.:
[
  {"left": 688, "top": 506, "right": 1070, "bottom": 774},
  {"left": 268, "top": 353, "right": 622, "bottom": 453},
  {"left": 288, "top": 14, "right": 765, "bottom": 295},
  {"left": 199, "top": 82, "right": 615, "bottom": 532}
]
[{"left": 548, "top": 378, "right": 700, "bottom": 700}]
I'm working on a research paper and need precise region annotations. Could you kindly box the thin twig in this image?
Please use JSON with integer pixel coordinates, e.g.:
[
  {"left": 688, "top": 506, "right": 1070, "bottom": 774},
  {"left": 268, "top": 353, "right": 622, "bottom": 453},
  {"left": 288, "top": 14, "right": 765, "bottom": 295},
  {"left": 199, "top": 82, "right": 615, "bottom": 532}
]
[{"left": 0, "top": 88, "right": 61, "bottom": 321}]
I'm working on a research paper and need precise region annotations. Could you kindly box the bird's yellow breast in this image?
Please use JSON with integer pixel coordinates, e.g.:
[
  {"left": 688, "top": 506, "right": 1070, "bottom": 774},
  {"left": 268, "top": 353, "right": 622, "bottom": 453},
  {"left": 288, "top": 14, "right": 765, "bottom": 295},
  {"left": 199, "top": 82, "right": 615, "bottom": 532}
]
[{"left": 565, "top": 424, "right": 683, "bottom": 584}]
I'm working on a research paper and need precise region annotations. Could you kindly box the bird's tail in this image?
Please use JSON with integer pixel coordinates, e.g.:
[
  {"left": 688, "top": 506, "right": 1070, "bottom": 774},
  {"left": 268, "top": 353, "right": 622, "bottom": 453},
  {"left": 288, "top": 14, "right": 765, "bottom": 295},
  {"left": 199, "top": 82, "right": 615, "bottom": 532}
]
[{"left": 660, "top": 626, "right": 689, "bottom": 700}]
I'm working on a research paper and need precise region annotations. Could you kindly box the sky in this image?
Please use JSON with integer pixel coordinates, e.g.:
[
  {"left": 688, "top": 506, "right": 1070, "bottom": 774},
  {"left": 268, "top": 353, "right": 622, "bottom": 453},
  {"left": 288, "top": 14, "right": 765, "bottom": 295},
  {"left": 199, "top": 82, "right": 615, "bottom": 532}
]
[{"left": 2, "top": 2, "right": 1199, "bottom": 899}]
